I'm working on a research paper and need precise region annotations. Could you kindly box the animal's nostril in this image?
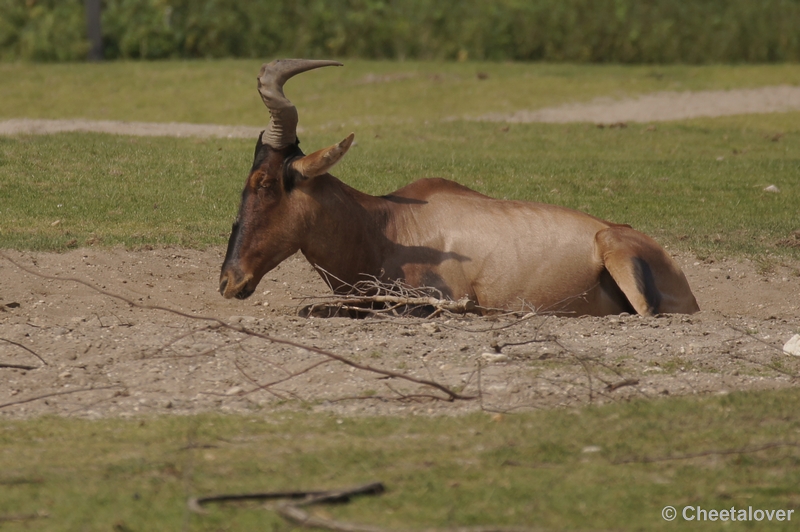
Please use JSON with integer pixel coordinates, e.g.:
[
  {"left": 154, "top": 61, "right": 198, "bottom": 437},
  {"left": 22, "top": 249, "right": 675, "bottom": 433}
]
[{"left": 219, "top": 277, "right": 229, "bottom": 295}]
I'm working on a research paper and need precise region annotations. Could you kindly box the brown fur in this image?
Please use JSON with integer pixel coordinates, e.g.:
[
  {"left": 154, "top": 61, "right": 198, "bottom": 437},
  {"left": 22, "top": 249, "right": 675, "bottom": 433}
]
[{"left": 220, "top": 137, "right": 699, "bottom": 316}]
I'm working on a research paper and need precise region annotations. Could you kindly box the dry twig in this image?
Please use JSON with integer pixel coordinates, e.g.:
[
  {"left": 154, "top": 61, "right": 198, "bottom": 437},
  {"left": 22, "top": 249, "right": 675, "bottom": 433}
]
[
  {"left": 300, "top": 270, "right": 477, "bottom": 317},
  {"left": 0, "top": 385, "right": 123, "bottom": 410},
  {"left": 188, "top": 481, "right": 385, "bottom": 515},
  {"left": 1, "top": 253, "right": 474, "bottom": 404},
  {"left": 190, "top": 481, "right": 547, "bottom": 532},
  {"left": 613, "top": 441, "right": 800, "bottom": 465},
  {"left": 726, "top": 325, "right": 800, "bottom": 379},
  {"left": 605, "top": 378, "right": 640, "bottom": 392},
  {"left": 0, "top": 336, "right": 47, "bottom": 366},
  {"left": 0, "top": 363, "right": 38, "bottom": 370}
]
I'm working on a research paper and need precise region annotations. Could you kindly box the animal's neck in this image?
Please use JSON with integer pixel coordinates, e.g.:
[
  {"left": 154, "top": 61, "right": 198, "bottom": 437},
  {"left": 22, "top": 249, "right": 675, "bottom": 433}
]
[{"left": 299, "top": 175, "right": 393, "bottom": 292}]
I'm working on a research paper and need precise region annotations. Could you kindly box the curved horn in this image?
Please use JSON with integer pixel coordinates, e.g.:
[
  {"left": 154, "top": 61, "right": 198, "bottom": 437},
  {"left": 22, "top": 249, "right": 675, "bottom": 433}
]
[{"left": 257, "top": 59, "right": 343, "bottom": 148}]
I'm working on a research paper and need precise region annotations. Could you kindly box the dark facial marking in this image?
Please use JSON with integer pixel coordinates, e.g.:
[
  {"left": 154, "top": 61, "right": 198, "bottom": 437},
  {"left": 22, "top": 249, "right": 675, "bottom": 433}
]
[
  {"left": 222, "top": 139, "right": 305, "bottom": 275},
  {"left": 251, "top": 132, "right": 270, "bottom": 173},
  {"left": 281, "top": 155, "right": 304, "bottom": 194},
  {"left": 221, "top": 201, "right": 246, "bottom": 276}
]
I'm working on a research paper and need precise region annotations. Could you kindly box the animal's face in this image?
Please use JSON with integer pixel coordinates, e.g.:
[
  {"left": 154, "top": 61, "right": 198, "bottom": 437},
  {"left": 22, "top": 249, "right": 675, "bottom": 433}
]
[
  {"left": 219, "top": 136, "right": 305, "bottom": 299},
  {"left": 219, "top": 133, "right": 354, "bottom": 299},
  {"left": 219, "top": 58, "right": 344, "bottom": 299}
]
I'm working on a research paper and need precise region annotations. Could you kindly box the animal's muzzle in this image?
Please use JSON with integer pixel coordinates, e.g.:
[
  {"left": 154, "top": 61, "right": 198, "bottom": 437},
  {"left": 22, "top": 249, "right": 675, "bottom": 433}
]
[{"left": 219, "top": 269, "right": 255, "bottom": 299}]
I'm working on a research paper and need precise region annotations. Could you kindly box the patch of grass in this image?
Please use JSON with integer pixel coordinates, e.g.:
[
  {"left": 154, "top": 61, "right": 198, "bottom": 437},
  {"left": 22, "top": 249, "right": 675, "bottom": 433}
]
[
  {"left": 0, "top": 62, "right": 797, "bottom": 257},
  {"left": 1, "top": 388, "right": 799, "bottom": 531},
  {"left": 0, "top": 134, "right": 247, "bottom": 249},
  {"left": 1, "top": 114, "right": 797, "bottom": 258},
  {"left": 2, "top": 61, "right": 800, "bottom": 126},
  {"left": 658, "top": 357, "right": 694, "bottom": 374}
]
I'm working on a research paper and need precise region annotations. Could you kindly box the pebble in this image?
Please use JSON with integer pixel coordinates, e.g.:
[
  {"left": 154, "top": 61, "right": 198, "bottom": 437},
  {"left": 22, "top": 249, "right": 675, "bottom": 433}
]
[
  {"left": 481, "top": 353, "right": 509, "bottom": 363},
  {"left": 784, "top": 334, "right": 800, "bottom": 357},
  {"left": 421, "top": 323, "right": 440, "bottom": 334}
]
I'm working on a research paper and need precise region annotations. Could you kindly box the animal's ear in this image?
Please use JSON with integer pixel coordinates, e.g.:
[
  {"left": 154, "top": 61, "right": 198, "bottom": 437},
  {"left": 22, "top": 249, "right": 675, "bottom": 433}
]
[{"left": 290, "top": 133, "right": 354, "bottom": 179}]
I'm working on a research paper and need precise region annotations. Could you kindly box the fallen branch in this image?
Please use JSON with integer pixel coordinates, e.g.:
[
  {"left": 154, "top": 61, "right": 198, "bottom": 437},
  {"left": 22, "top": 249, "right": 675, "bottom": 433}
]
[
  {"left": 305, "top": 295, "right": 476, "bottom": 317},
  {"left": 606, "top": 378, "right": 640, "bottom": 392},
  {"left": 277, "top": 504, "right": 387, "bottom": 532},
  {"left": 0, "top": 337, "right": 47, "bottom": 366},
  {"left": 302, "top": 269, "right": 477, "bottom": 317},
  {"left": 0, "top": 385, "right": 123, "bottom": 410},
  {"left": 191, "top": 481, "right": 546, "bottom": 532},
  {"left": 188, "top": 481, "right": 385, "bottom": 515},
  {"left": 613, "top": 441, "right": 800, "bottom": 465},
  {"left": 2, "top": 253, "right": 474, "bottom": 403},
  {"left": 726, "top": 326, "right": 800, "bottom": 379},
  {"left": 0, "top": 363, "right": 38, "bottom": 370}
]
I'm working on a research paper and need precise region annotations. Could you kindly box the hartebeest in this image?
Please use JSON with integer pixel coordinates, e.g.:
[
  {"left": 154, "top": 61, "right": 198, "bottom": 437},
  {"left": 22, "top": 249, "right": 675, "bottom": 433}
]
[{"left": 219, "top": 59, "right": 699, "bottom": 316}]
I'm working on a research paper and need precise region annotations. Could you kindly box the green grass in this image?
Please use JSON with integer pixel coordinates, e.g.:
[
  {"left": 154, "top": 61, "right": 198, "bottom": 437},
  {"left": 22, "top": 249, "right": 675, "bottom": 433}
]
[
  {"left": 1, "top": 60, "right": 798, "bottom": 257},
  {"left": 1, "top": 389, "right": 799, "bottom": 531},
  {"left": 0, "top": 134, "right": 245, "bottom": 249},
  {"left": 1, "top": 60, "right": 800, "bottom": 126},
  {"left": 1, "top": 61, "right": 800, "bottom": 531},
  {"left": 1, "top": 116, "right": 797, "bottom": 258}
]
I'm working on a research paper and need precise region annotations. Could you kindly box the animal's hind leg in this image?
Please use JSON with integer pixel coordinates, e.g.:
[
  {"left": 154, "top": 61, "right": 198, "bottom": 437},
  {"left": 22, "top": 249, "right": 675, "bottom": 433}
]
[{"left": 595, "top": 226, "right": 699, "bottom": 316}]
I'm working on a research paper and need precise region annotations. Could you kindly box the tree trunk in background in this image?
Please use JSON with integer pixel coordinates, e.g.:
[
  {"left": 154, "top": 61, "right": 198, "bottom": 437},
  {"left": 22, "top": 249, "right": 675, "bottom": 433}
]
[{"left": 85, "top": 0, "right": 103, "bottom": 61}]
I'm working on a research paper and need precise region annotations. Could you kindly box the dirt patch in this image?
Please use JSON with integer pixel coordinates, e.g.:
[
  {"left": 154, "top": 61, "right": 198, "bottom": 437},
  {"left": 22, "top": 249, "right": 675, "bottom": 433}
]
[
  {"left": 476, "top": 85, "right": 800, "bottom": 123},
  {"left": 2, "top": 86, "right": 799, "bottom": 419},
  {"left": 0, "top": 118, "right": 264, "bottom": 138},
  {"left": 1, "top": 247, "right": 799, "bottom": 419},
  {"left": 2, "top": 86, "right": 800, "bottom": 139}
]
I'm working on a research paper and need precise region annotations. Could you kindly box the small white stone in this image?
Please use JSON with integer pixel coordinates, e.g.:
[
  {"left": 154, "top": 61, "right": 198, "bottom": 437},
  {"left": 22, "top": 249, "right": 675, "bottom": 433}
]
[
  {"left": 225, "top": 386, "right": 243, "bottom": 396},
  {"left": 763, "top": 184, "right": 780, "bottom": 193},
  {"left": 421, "top": 322, "right": 440, "bottom": 333},
  {"left": 481, "top": 352, "right": 509, "bottom": 363},
  {"left": 783, "top": 334, "right": 800, "bottom": 357},
  {"left": 582, "top": 445, "right": 602, "bottom": 453}
]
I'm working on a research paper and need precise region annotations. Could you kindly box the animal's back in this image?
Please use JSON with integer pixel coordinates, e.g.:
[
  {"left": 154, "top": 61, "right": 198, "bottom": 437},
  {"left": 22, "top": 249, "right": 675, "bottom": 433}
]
[
  {"left": 378, "top": 177, "right": 697, "bottom": 315},
  {"left": 382, "top": 178, "right": 622, "bottom": 313}
]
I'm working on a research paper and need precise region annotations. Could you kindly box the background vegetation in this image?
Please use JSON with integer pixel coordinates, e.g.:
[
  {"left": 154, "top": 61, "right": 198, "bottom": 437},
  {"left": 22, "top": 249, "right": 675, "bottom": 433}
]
[{"left": 2, "top": 0, "right": 800, "bottom": 63}]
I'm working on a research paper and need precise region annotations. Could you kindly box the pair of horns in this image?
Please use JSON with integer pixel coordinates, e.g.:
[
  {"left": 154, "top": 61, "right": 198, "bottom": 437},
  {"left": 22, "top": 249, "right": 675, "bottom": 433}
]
[{"left": 258, "top": 58, "right": 342, "bottom": 148}]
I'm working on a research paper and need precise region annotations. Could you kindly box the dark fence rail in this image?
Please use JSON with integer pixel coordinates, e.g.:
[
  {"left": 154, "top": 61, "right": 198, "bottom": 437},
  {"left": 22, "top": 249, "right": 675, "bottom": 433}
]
[{"left": 2, "top": 0, "right": 799, "bottom": 63}]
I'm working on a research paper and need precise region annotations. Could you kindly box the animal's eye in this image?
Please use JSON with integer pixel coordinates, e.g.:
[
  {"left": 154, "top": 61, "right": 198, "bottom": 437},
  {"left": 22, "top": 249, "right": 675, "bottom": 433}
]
[{"left": 257, "top": 179, "right": 279, "bottom": 198}]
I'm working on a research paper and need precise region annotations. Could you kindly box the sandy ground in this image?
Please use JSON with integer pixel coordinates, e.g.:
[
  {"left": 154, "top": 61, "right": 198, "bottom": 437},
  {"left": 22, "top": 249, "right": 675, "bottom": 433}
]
[
  {"left": 477, "top": 85, "right": 800, "bottom": 123},
  {"left": 0, "top": 119, "right": 264, "bottom": 139},
  {"left": 2, "top": 247, "right": 798, "bottom": 419},
  {"left": 1, "top": 86, "right": 799, "bottom": 419},
  {"left": 2, "top": 85, "right": 800, "bottom": 138}
]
